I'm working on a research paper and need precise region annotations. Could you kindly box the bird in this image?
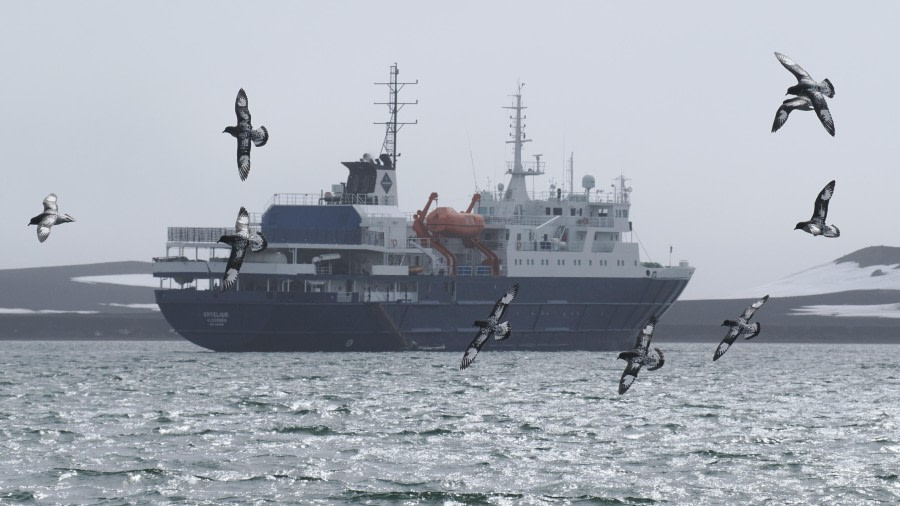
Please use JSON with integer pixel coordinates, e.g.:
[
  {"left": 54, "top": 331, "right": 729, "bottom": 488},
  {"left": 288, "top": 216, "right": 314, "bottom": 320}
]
[
  {"left": 617, "top": 316, "right": 665, "bottom": 395},
  {"left": 774, "top": 52, "right": 835, "bottom": 136},
  {"left": 459, "top": 283, "right": 519, "bottom": 370},
  {"left": 217, "top": 206, "right": 268, "bottom": 290},
  {"left": 795, "top": 180, "right": 840, "bottom": 237},
  {"left": 223, "top": 88, "right": 269, "bottom": 181},
  {"left": 714, "top": 295, "right": 769, "bottom": 361},
  {"left": 28, "top": 193, "right": 75, "bottom": 243},
  {"left": 772, "top": 96, "right": 813, "bottom": 133}
]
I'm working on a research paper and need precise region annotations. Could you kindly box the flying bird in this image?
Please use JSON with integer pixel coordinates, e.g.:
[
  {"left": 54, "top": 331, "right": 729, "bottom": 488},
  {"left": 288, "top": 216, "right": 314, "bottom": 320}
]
[
  {"left": 459, "top": 284, "right": 519, "bottom": 370},
  {"left": 774, "top": 52, "right": 835, "bottom": 136},
  {"left": 772, "top": 96, "right": 813, "bottom": 133},
  {"left": 617, "top": 316, "right": 665, "bottom": 395},
  {"left": 223, "top": 88, "right": 269, "bottom": 181},
  {"left": 714, "top": 295, "right": 769, "bottom": 361},
  {"left": 217, "top": 207, "right": 268, "bottom": 290},
  {"left": 795, "top": 180, "right": 840, "bottom": 237},
  {"left": 28, "top": 193, "right": 75, "bottom": 243}
]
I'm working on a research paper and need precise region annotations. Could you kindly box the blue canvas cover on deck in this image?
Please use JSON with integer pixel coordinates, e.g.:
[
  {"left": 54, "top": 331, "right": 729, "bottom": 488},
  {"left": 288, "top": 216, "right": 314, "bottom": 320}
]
[{"left": 262, "top": 205, "right": 362, "bottom": 244}]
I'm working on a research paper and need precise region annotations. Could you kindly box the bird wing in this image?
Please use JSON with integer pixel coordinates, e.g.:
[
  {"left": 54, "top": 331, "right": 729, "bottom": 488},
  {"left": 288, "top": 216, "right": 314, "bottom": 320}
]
[
  {"left": 808, "top": 92, "right": 835, "bottom": 136},
  {"left": 37, "top": 214, "right": 56, "bottom": 242},
  {"left": 619, "top": 359, "right": 642, "bottom": 395},
  {"left": 811, "top": 180, "right": 836, "bottom": 223},
  {"left": 774, "top": 52, "right": 811, "bottom": 82},
  {"left": 460, "top": 327, "right": 492, "bottom": 370},
  {"left": 488, "top": 283, "right": 519, "bottom": 322},
  {"left": 42, "top": 194, "right": 58, "bottom": 212},
  {"left": 249, "top": 231, "right": 267, "bottom": 253},
  {"left": 235, "top": 88, "right": 251, "bottom": 128},
  {"left": 222, "top": 238, "right": 248, "bottom": 291},
  {"left": 237, "top": 135, "right": 251, "bottom": 181},
  {"left": 738, "top": 295, "right": 769, "bottom": 324},
  {"left": 772, "top": 97, "right": 811, "bottom": 133},
  {"left": 772, "top": 104, "right": 792, "bottom": 133},
  {"left": 632, "top": 316, "right": 657, "bottom": 353},
  {"left": 713, "top": 325, "right": 741, "bottom": 361},
  {"left": 234, "top": 206, "right": 251, "bottom": 236},
  {"left": 251, "top": 126, "right": 269, "bottom": 147}
]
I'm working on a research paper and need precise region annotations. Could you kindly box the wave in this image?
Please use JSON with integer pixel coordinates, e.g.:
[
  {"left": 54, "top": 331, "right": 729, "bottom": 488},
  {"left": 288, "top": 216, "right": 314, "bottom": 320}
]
[
  {"left": 0, "top": 490, "right": 36, "bottom": 501},
  {"left": 337, "top": 490, "right": 524, "bottom": 503},
  {"left": 54, "top": 467, "right": 166, "bottom": 478},
  {"left": 272, "top": 425, "right": 340, "bottom": 436}
]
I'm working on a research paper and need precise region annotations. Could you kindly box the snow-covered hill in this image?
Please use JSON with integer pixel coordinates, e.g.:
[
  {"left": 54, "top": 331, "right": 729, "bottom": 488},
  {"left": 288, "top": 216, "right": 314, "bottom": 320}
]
[{"left": 746, "top": 246, "right": 900, "bottom": 298}]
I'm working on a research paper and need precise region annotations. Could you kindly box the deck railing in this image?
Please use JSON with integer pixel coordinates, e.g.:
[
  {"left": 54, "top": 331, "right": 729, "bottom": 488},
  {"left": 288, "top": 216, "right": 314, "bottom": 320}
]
[{"left": 168, "top": 226, "right": 261, "bottom": 244}]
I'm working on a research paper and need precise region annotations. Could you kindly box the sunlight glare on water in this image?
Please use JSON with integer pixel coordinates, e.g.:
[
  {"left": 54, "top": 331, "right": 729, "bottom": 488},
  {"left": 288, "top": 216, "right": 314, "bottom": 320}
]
[{"left": 0, "top": 341, "right": 897, "bottom": 504}]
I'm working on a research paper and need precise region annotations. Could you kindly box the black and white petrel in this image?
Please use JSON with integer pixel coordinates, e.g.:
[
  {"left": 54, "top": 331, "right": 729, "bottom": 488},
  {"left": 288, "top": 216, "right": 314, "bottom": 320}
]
[
  {"left": 774, "top": 52, "right": 835, "bottom": 136},
  {"left": 459, "top": 283, "right": 519, "bottom": 370},
  {"left": 795, "top": 180, "right": 840, "bottom": 238},
  {"left": 617, "top": 316, "right": 665, "bottom": 395},
  {"left": 223, "top": 88, "right": 269, "bottom": 181},
  {"left": 217, "top": 206, "right": 268, "bottom": 290},
  {"left": 772, "top": 96, "right": 813, "bottom": 133},
  {"left": 28, "top": 193, "right": 75, "bottom": 243},
  {"left": 713, "top": 295, "right": 769, "bottom": 361}
]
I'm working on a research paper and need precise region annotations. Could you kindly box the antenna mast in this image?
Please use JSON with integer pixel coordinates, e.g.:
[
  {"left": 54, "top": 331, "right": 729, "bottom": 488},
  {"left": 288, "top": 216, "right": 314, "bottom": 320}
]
[{"left": 375, "top": 63, "right": 418, "bottom": 170}]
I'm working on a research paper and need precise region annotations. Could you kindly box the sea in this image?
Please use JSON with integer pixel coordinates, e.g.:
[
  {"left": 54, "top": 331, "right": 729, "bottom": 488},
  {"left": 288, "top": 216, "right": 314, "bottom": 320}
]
[{"left": 0, "top": 341, "right": 897, "bottom": 505}]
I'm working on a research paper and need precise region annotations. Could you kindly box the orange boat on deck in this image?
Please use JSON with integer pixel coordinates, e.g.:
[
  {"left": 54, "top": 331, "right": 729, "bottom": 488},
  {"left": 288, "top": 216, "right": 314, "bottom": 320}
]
[{"left": 424, "top": 207, "right": 485, "bottom": 238}]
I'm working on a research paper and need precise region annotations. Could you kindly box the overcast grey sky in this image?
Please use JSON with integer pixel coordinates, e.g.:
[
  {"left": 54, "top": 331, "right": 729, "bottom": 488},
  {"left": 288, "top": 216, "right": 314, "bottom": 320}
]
[{"left": 2, "top": 1, "right": 898, "bottom": 299}]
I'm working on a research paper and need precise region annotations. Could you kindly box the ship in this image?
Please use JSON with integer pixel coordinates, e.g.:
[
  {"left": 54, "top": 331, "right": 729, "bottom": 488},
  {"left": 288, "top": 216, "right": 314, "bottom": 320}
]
[{"left": 153, "top": 65, "right": 695, "bottom": 352}]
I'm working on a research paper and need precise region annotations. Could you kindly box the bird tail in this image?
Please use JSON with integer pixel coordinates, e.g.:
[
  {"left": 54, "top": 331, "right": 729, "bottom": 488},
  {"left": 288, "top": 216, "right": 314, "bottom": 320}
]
[
  {"left": 646, "top": 348, "right": 665, "bottom": 371},
  {"left": 819, "top": 78, "right": 835, "bottom": 98},
  {"left": 493, "top": 321, "right": 512, "bottom": 341},
  {"left": 252, "top": 126, "right": 269, "bottom": 147},
  {"left": 743, "top": 322, "right": 761, "bottom": 340}
]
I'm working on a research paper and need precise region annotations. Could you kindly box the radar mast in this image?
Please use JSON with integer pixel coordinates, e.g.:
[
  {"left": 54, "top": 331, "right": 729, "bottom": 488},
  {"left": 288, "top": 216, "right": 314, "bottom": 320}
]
[{"left": 375, "top": 63, "right": 418, "bottom": 170}]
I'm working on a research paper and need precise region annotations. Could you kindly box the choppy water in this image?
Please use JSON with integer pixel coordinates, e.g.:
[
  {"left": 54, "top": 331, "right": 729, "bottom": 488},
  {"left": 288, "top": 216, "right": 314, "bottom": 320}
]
[{"left": 0, "top": 341, "right": 897, "bottom": 504}]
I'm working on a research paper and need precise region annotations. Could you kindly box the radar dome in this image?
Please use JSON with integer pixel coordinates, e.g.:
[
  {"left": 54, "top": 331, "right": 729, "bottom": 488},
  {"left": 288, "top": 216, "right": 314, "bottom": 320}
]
[
  {"left": 582, "top": 175, "right": 595, "bottom": 190},
  {"left": 497, "top": 183, "right": 505, "bottom": 192}
]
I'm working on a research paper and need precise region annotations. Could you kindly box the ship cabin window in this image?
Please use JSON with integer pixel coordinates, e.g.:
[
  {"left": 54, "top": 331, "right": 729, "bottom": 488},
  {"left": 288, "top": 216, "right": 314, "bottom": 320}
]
[
  {"left": 579, "top": 208, "right": 583, "bottom": 216},
  {"left": 553, "top": 208, "right": 563, "bottom": 216},
  {"left": 545, "top": 207, "right": 551, "bottom": 215},
  {"left": 517, "top": 233, "right": 522, "bottom": 241},
  {"left": 589, "top": 260, "right": 592, "bottom": 266},
  {"left": 506, "top": 230, "right": 510, "bottom": 240},
  {"left": 594, "top": 232, "right": 601, "bottom": 241},
  {"left": 570, "top": 208, "right": 576, "bottom": 216},
  {"left": 598, "top": 208, "right": 609, "bottom": 217},
  {"left": 478, "top": 207, "right": 487, "bottom": 214}
]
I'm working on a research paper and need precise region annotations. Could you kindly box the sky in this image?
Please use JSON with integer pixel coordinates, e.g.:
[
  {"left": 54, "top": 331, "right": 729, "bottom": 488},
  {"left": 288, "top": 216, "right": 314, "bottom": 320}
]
[{"left": 2, "top": 1, "right": 898, "bottom": 299}]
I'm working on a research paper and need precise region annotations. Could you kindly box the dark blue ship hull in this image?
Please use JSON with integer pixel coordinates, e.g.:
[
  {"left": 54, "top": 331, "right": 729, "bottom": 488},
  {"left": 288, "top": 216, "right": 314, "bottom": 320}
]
[{"left": 155, "top": 275, "right": 690, "bottom": 352}]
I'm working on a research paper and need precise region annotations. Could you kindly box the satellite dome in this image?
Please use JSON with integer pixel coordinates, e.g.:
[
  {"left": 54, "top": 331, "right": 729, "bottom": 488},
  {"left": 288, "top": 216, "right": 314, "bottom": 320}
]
[{"left": 582, "top": 175, "right": 596, "bottom": 190}]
